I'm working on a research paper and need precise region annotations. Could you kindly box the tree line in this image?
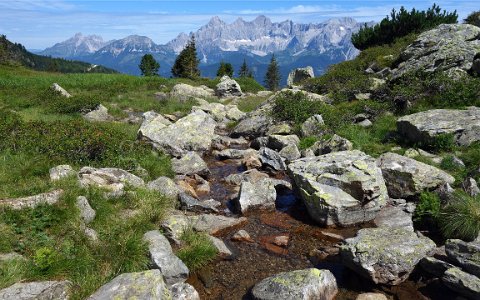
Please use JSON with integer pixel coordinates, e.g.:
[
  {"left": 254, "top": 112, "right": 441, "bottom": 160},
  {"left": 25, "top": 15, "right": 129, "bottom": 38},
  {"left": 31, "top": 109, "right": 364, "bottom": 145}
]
[{"left": 138, "top": 35, "right": 281, "bottom": 91}]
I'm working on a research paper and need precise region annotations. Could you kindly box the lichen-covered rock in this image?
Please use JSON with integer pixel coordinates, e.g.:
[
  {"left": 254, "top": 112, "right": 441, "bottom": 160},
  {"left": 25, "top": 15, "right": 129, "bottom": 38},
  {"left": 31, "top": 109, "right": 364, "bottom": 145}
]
[
  {"left": 231, "top": 100, "right": 274, "bottom": 138},
  {"left": 0, "top": 190, "right": 64, "bottom": 210},
  {"left": 214, "top": 148, "right": 257, "bottom": 160},
  {"left": 251, "top": 268, "right": 337, "bottom": 300},
  {"left": 172, "top": 152, "right": 209, "bottom": 177},
  {"left": 143, "top": 230, "right": 189, "bottom": 285},
  {"left": 170, "top": 83, "right": 214, "bottom": 101},
  {"left": 87, "top": 270, "right": 170, "bottom": 299},
  {"left": 397, "top": 107, "right": 480, "bottom": 147},
  {"left": 373, "top": 205, "right": 413, "bottom": 231},
  {"left": 83, "top": 104, "right": 114, "bottom": 122},
  {"left": 442, "top": 268, "right": 480, "bottom": 300},
  {"left": 341, "top": 227, "right": 435, "bottom": 285},
  {"left": 279, "top": 144, "right": 301, "bottom": 163},
  {"left": 161, "top": 213, "right": 190, "bottom": 244},
  {"left": 147, "top": 176, "right": 180, "bottom": 199},
  {"left": 301, "top": 114, "right": 324, "bottom": 137},
  {"left": 287, "top": 66, "right": 315, "bottom": 87},
  {"left": 258, "top": 147, "right": 286, "bottom": 171},
  {"left": 169, "top": 282, "right": 200, "bottom": 300},
  {"left": 309, "top": 134, "right": 353, "bottom": 155},
  {"left": 215, "top": 76, "right": 243, "bottom": 97},
  {"left": 463, "top": 177, "right": 480, "bottom": 197},
  {"left": 76, "top": 196, "right": 95, "bottom": 224},
  {"left": 78, "top": 167, "right": 144, "bottom": 195},
  {"left": 267, "top": 134, "right": 300, "bottom": 151},
  {"left": 377, "top": 152, "right": 455, "bottom": 198},
  {"left": 0, "top": 280, "right": 72, "bottom": 300},
  {"left": 391, "top": 24, "right": 480, "bottom": 79},
  {"left": 235, "top": 178, "right": 291, "bottom": 213},
  {"left": 192, "top": 102, "right": 245, "bottom": 122},
  {"left": 445, "top": 239, "right": 480, "bottom": 277},
  {"left": 178, "top": 193, "right": 219, "bottom": 213},
  {"left": 138, "top": 110, "right": 217, "bottom": 157},
  {"left": 49, "top": 165, "right": 75, "bottom": 181},
  {"left": 287, "top": 150, "right": 388, "bottom": 226},
  {"left": 190, "top": 214, "right": 247, "bottom": 235}
]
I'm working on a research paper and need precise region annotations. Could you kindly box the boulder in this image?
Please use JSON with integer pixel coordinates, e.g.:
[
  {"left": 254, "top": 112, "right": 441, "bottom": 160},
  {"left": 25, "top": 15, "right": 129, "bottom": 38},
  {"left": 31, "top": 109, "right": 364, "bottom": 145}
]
[
  {"left": 420, "top": 256, "right": 455, "bottom": 277},
  {"left": 356, "top": 293, "right": 388, "bottom": 300},
  {"left": 51, "top": 83, "right": 71, "bottom": 98},
  {"left": 287, "top": 150, "right": 388, "bottom": 226},
  {"left": 78, "top": 167, "right": 144, "bottom": 195},
  {"left": 258, "top": 147, "right": 286, "bottom": 171},
  {"left": 341, "top": 227, "right": 436, "bottom": 285},
  {"left": 207, "top": 235, "right": 233, "bottom": 258},
  {"left": 373, "top": 205, "right": 413, "bottom": 231},
  {"left": 161, "top": 213, "right": 190, "bottom": 244},
  {"left": 251, "top": 268, "right": 337, "bottom": 300},
  {"left": 49, "top": 165, "right": 75, "bottom": 181},
  {"left": 445, "top": 239, "right": 480, "bottom": 277},
  {"left": 0, "top": 252, "right": 25, "bottom": 262},
  {"left": 232, "top": 230, "right": 254, "bottom": 243},
  {"left": 190, "top": 214, "right": 247, "bottom": 235},
  {"left": 463, "top": 177, "right": 480, "bottom": 197},
  {"left": 87, "top": 270, "right": 170, "bottom": 299},
  {"left": 397, "top": 107, "right": 480, "bottom": 147},
  {"left": 309, "top": 134, "right": 353, "bottom": 155},
  {"left": 0, "top": 190, "right": 64, "bottom": 210},
  {"left": 147, "top": 176, "right": 180, "bottom": 200},
  {"left": 76, "top": 196, "right": 95, "bottom": 224},
  {"left": 214, "top": 148, "right": 257, "bottom": 160},
  {"left": 138, "top": 110, "right": 217, "bottom": 157},
  {"left": 0, "top": 280, "right": 71, "bottom": 300},
  {"left": 267, "top": 135, "right": 300, "bottom": 151},
  {"left": 266, "top": 122, "right": 294, "bottom": 135},
  {"left": 287, "top": 66, "right": 315, "bottom": 87},
  {"left": 143, "top": 230, "right": 189, "bottom": 285},
  {"left": 178, "top": 193, "right": 219, "bottom": 213},
  {"left": 192, "top": 102, "right": 245, "bottom": 122},
  {"left": 83, "top": 104, "right": 114, "bottom": 122},
  {"left": 377, "top": 152, "right": 455, "bottom": 198},
  {"left": 279, "top": 144, "right": 301, "bottom": 163},
  {"left": 235, "top": 178, "right": 291, "bottom": 213},
  {"left": 225, "top": 169, "right": 270, "bottom": 186},
  {"left": 169, "top": 282, "right": 200, "bottom": 300},
  {"left": 170, "top": 83, "right": 214, "bottom": 101},
  {"left": 231, "top": 98, "right": 275, "bottom": 138},
  {"left": 172, "top": 152, "right": 209, "bottom": 177},
  {"left": 442, "top": 268, "right": 480, "bottom": 300},
  {"left": 215, "top": 76, "right": 243, "bottom": 97},
  {"left": 391, "top": 24, "right": 480, "bottom": 79},
  {"left": 301, "top": 114, "right": 324, "bottom": 137}
]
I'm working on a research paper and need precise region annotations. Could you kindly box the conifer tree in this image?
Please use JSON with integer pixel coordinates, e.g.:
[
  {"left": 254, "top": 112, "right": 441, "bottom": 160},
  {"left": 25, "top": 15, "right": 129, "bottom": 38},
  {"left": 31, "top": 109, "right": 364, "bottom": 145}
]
[
  {"left": 139, "top": 54, "right": 159, "bottom": 76},
  {"left": 171, "top": 35, "right": 200, "bottom": 78},
  {"left": 264, "top": 54, "right": 281, "bottom": 91},
  {"left": 217, "top": 61, "right": 233, "bottom": 77},
  {"left": 238, "top": 59, "right": 253, "bottom": 78}
]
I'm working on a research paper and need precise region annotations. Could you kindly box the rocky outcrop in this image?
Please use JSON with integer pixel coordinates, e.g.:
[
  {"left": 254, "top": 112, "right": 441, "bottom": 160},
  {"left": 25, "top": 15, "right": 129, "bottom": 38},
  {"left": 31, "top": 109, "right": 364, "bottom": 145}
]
[
  {"left": 341, "top": 227, "right": 435, "bottom": 285},
  {"left": 87, "top": 270, "right": 170, "bottom": 299},
  {"left": 215, "top": 76, "right": 243, "bottom": 97},
  {"left": 49, "top": 165, "right": 75, "bottom": 181},
  {"left": 0, "top": 190, "right": 64, "bottom": 210},
  {"left": 397, "top": 107, "right": 480, "bottom": 147},
  {"left": 288, "top": 150, "right": 388, "bottom": 226},
  {"left": 287, "top": 66, "right": 315, "bottom": 87},
  {"left": 251, "top": 268, "right": 337, "bottom": 300},
  {"left": 391, "top": 24, "right": 480, "bottom": 79},
  {"left": 143, "top": 230, "right": 189, "bottom": 285},
  {"left": 172, "top": 152, "right": 210, "bottom": 177},
  {"left": 0, "top": 280, "right": 72, "bottom": 300},
  {"left": 170, "top": 83, "right": 215, "bottom": 101},
  {"left": 377, "top": 152, "right": 455, "bottom": 198},
  {"left": 442, "top": 268, "right": 480, "bottom": 300},
  {"left": 138, "top": 110, "right": 217, "bottom": 157},
  {"left": 83, "top": 104, "right": 114, "bottom": 122}
]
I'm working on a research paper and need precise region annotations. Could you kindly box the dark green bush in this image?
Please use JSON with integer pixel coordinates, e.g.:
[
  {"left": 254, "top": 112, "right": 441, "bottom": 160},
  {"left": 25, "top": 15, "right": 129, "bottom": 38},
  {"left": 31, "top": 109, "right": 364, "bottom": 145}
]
[
  {"left": 235, "top": 77, "right": 265, "bottom": 93},
  {"left": 39, "top": 88, "right": 99, "bottom": 114},
  {"left": 352, "top": 4, "right": 457, "bottom": 50},
  {"left": 271, "top": 91, "right": 324, "bottom": 124},
  {"left": 465, "top": 10, "right": 480, "bottom": 27},
  {"left": 414, "top": 191, "right": 441, "bottom": 222}
]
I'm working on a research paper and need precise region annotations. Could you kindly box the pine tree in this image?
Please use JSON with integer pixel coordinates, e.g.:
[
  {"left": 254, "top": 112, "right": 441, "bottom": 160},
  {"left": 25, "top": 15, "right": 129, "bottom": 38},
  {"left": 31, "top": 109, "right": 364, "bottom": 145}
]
[
  {"left": 171, "top": 35, "right": 200, "bottom": 78},
  {"left": 465, "top": 11, "right": 480, "bottom": 27},
  {"left": 139, "top": 54, "right": 159, "bottom": 76},
  {"left": 238, "top": 59, "right": 252, "bottom": 78},
  {"left": 264, "top": 54, "right": 281, "bottom": 91},
  {"left": 217, "top": 61, "right": 233, "bottom": 77}
]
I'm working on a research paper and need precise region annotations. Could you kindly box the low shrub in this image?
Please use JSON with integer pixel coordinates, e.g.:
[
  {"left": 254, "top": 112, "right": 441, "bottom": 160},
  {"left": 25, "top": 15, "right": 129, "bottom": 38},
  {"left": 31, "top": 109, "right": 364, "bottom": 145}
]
[
  {"left": 235, "top": 77, "right": 265, "bottom": 93},
  {"left": 439, "top": 192, "right": 480, "bottom": 241},
  {"left": 271, "top": 91, "right": 324, "bottom": 124},
  {"left": 414, "top": 191, "right": 441, "bottom": 223}
]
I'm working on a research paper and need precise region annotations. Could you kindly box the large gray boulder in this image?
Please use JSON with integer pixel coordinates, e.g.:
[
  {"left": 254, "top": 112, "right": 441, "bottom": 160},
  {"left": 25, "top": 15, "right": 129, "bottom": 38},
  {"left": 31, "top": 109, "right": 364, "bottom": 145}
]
[
  {"left": 0, "top": 190, "right": 64, "bottom": 210},
  {"left": 341, "top": 227, "right": 436, "bottom": 285},
  {"left": 0, "top": 280, "right": 71, "bottom": 300},
  {"left": 215, "top": 75, "right": 243, "bottom": 97},
  {"left": 88, "top": 270, "right": 170, "bottom": 299},
  {"left": 235, "top": 178, "right": 291, "bottom": 213},
  {"left": 251, "top": 268, "right": 337, "bottom": 300},
  {"left": 373, "top": 205, "right": 413, "bottom": 231},
  {"left": 143, "top": 230, "right": 189, "bottom": 285},
  {"left": 287, "top": 150, "right": 388, "bottom": 226},
  {"left": 170, "top": 83, "right": 214, "bottom": 101},
  {"left": 172, "top": 152, "right": 209, "bottom": 177},
  {"left": 267, "top": 134, "right": 300, "bottom": 151},
  {"left": 391, "top": 24, "right": 480, "bottom": 79},
  {"left": 309, "top": 134, "right": 353, "bottom": 155},
  {"left": 397, "top": 107, "right": 480, "bottom": 147},
  {"left": 287, "top": 66, "right": 315, "bottom": 87},
  {"left": 258, "top": 147, "right": 286, "bottom": 171},
  {"left": 138, "top": 110, "right": 217, "bottom": 157},
  {"left": 442, "top": 268, "right": 480, "bottom": 300},
  {"left": 377, "top": 152, "right": 455, "bottom": 198},
  {"left": 445, "top": 239, "right": 480, "bottom": 277},
  {"left": 190, "top": 214, "right": 247, "bottom": 235},
  {"left": 231, "top": 96, "right": 275, "bottom": 138}
]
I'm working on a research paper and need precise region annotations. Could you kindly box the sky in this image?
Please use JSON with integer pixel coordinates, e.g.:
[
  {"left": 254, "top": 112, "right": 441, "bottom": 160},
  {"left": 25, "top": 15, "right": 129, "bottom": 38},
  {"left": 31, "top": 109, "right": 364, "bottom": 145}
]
[{"left": 0, "top": 0, "right": 477, "bottom": 49}]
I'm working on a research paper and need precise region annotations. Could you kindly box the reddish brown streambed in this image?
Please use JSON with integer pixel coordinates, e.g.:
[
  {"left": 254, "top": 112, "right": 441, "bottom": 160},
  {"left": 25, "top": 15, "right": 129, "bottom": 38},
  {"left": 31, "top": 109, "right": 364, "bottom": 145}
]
[{"left": 189, "top": 141, "right": 456, "bottom": 300}]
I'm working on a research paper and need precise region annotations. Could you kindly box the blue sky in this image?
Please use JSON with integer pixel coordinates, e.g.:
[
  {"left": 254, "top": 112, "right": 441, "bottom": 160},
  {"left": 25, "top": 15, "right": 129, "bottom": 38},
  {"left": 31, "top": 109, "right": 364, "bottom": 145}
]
[{"left": 0, "top": 0, "right": 477, "bottom": 49}]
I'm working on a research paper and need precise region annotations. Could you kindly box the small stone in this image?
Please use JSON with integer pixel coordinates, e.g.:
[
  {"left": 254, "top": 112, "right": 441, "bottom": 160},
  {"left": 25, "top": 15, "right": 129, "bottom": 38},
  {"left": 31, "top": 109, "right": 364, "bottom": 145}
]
[
  {"left": 356, "top": 293, "right": 388, "bottom": 300},
  {"left": 76, "top": 196, "right": 96, "bottom": 224},
  {"left": 83, "top": 104, "right": 114, "bottom": 122},
  {"left": 273, "top": 235, "right": 289, "bottom": 247},
  {"left": 301, "top": 114, "right": 324, "bottom": 137},
  {"left": 207, "top": 235, "right": 233, "bottom": 258},
  {"left": 357, "top": 119, "right": 372, "bottom": 127},
  {"left": 232, "top": 230, "right": 254, "bottom": 243},
  {"left": 51, "top": 83, "right": 71, "bottom": 98},
  {"left": 169, "top": 282, "right": 200, "bottom": 300},
  {"left": 463, "top": 177, "right": 480, "bottom": 197},
  {"left": 0, "top": 190, "right": 64, "bottom": 210}
]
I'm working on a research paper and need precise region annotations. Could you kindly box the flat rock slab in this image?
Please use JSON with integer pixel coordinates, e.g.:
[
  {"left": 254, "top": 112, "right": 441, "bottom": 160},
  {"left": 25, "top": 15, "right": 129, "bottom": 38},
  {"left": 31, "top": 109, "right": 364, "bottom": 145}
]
[
  {"left": 397, "top": 107, "right": 480, "bottom": 147},
  {"left": 377, "top": 152, "right": 455, "bottom": 198},
  {"left": 251, "top": 268, "right": 337, "bottom": 300},
  {"left": 0, "top": 280, "right": 71, "bottom": 300},
  {"left": 341, "top": 227, "right": 435, "bottom": 285},
  {"left": 172, "top": 152, "right": 210, "bottom": 176},
  {"left": 191, "top": 214, "right": 247, "bottom": 235},
  {"left": 87, "top": 270, "right": 170, "bottom": 299},
  {"left": 143, "top": 230, "right": 189, "bottom": 286},
  {"left": 288, "top": 150, "right": 388, "bottom": 226},
  {"left": 445, "top": 239, "right": 480, "bottom": 278},
  {"left": 442, "top": 267, "right": 480, "bottom": 300},
  {"left": 0, "top": 190, "right": 64, "bottom": 210},
  {"left": 374, "top": 205, "right": 413, "bottom": 231},
  {"left": 78, "top": 167, "right": 144, "bottom": 193}
]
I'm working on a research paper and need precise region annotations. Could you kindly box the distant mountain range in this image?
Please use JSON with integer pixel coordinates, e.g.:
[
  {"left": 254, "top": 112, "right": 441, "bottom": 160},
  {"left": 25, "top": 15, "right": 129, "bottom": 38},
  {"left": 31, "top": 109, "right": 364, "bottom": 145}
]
[{"left": 40, "top": 16, "right": 367, "bottom": 84}]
